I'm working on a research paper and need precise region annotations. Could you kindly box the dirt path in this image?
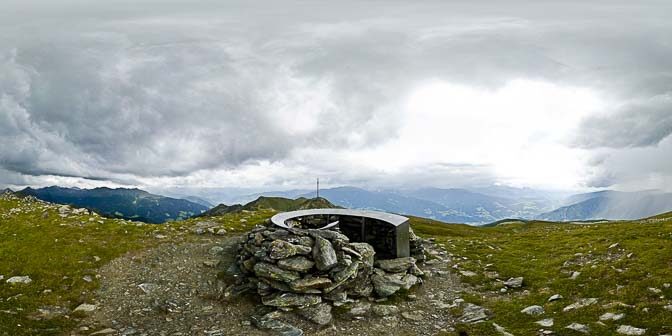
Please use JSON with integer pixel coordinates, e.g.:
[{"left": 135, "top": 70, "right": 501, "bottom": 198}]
[{"left": 73, "top": 234, "right": 467, "bottom": 336}]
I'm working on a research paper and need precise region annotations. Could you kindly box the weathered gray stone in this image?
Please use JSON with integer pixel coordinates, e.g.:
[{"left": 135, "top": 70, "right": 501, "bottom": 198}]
[
  {"left": 251, "top": 314, "right": 304, "bottom": 336},
  {"left": 616, "top": 325, "right": 646, "bottom": 335},
  {"left": 308, "top": 229, "right": 350, "bottom": 243},
  {"left": 565, "top": 323, "right": 589, "bottom": 334},
  {"left": 254, "top": 263, "right": 301, "bottom": 283},
  {"left": 262, "top": 293, "right": 322, "bottom": 308},
  {"left": 332, "top": 261, "right": 360, "bottom": 283},
  {"left": 503, "top": 277, "right": 523, "bottom": 288},
  {"left": 548, "top": 294, "right": 563, "bottom": 302},
  {"left": 371, "top": 271, "right": 405, "bottom": 297},
  {"left": 277, "top": 256, "right": 315, "bottom": 272},
  {"left": 348, "top": 243, "right": 375, "bottom": 266},
  {"left": 535, "top": 318, "right": 554, "bottom": 327},
  {"left": 600, "top": 312, "right": 625, "bottom": 321},
  {"left": 6, "top": 276, "right": 32, "bottom": 284},
  {"left": 521, "top": 305, "right": 544, "bottom": 315},
  {"left": 269, "top": 240, "right": 311, "bottom": 259},
  {"left": 563, "top": 298, "right": 598, "bottom": 312},
  {"left": 313, "top": 237, "right": 338, "bottom": 271},
  {"left": 459, "top": 303, "right": 489, "bottom": 323},
  {"left": 400, "top": 273, "right": 419, "bottom": 290},
  {"left": 298, "top": 303, "right": 332, "bottom": 325},
  {"left": 290, "top": 277, "right": 332, "bottom": 292},
  {"left": 73, "top": 303, "right": 97, "bottom": 313},
  {"left": 376, "top": 257, "right": 416, "bottom": 273},
  {"left": 347, "top": 301, "right": 371, "bottom": 317}
]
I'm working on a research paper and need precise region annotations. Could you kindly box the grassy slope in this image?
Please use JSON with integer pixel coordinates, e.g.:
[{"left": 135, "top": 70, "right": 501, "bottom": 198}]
[
  {"left": 411, "top": 216, "right": 672, "bottom": 335},
  {"left": 0, "top": 195, "right": 269, "bottom": 335}
]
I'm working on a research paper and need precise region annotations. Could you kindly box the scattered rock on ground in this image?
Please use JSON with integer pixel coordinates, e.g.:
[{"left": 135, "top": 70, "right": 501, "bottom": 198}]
[
  {"left": 521, "top": 305, "right": 544, "bottom": 315},
  {"left": 565, "top": 322, "right": 590, "bottom": 334},
  {"left": 616, "top": 325, "right": 646, "bottom": 335},
  {"left": 503, "top": 277, "right": 523, "bottom": 288}
]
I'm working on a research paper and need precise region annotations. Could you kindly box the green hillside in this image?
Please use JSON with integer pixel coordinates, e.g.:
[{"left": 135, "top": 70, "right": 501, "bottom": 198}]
[
  {"left": 1, "top": 193, "right": 672, "bottom": 335},
  {"left": 196, "top": 196, "right": 338, "bottom": 217}
]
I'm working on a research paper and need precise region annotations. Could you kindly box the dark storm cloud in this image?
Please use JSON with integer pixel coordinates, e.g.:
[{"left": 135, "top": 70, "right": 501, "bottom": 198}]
[
  {"left": 576, "top": 95, "right": 672, "bottom": 148},
  {"left": 1, "top": 0, "right": 672, "bottom": 189}
]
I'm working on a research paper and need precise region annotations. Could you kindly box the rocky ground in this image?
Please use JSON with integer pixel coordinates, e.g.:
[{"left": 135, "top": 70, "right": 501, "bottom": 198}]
[{"left": 72, "top": 232, "right": 469, "bottom": 336}]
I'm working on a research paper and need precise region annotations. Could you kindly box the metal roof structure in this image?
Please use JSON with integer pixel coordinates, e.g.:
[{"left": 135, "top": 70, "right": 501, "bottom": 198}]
[
  {"left": 271, "top": 208, "right": 410, "bottom": 258},
  {"left": 271, "top": 208, "right": 409, "bottom": 229}
]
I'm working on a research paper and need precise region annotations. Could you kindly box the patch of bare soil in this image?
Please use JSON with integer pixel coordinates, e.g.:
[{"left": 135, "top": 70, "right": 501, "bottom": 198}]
[{"left": 73, "top": 235, "right": 466, "bottom": 336}]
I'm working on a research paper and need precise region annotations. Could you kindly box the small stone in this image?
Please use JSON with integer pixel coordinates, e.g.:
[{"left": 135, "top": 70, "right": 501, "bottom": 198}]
[
  {"left": 348, "top": 302, "right": 371, "bottom": 316},
  {"left": 6, "top": 276, "right": 32, "bottom": 284},
  {"left": 563, "top": 298, "right": 598, "bottom": 312},
  {"left": 459, "top": 303, "right": 489, "bottom": 323},
  {"left": 138, "top": 283, "right": 158, "bottom": 294},
  {"left": 90, "top": 328, "right": 117, "bottom": 335},
  {"left": 372, "top": 305, "right": 399, "bottom": 316},
  {"left": 460, "top": 270, "right": 478, "bottom": 277},
  {"left": 503, "top": 277, "right": 523, "bottom": 288},
  {"left": 82, "top": 275, "right": 93, "bottom": 283},
  {"left": 600, "top": 312, "right": 625, "bottom": 321},
  {"left": 209, "top": 246, "right": 225, "bottom": 255},
  {"left": 298, "top": 303, "right": 332, "bottom": 325},
  {"left": 570, "top": 271, "right": 581, "bottom": 280},
  {"left": 536, "top": 318, "right": 554, "bottom": 327},
  {"left": 565, "top": 323, "right": 589, "bottom": 334},
  {"left": 520, "top": 305, "right": 544, "bottom": 315},
  {"left": 616, "top": 325, "right": 646, "bottom": 335},
  {"left": 548, "top": 294, "right": 563, "bottom": 302},
  {"left": 73, "top": 303, "right": 97, "bottom": 313},
  {"left": 608, "top": 243, "right": 620, "bottom": 249},
  {"left": 402, "top": 311, "right": 423, "bottom": 321}
]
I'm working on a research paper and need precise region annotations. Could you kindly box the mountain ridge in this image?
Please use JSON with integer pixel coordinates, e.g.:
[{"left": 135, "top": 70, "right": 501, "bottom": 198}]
[{"left": 17, "top": 186, "right": 208, "bottom": 223}]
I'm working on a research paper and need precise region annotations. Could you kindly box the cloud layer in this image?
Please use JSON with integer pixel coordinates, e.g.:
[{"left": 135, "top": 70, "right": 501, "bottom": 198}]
[{"left": 1, "top": 0, "right": 671, "bottom": 191}]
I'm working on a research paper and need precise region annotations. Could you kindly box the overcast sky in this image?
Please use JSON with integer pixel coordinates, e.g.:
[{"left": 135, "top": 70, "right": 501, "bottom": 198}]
[{"left": 1, "top": 0, "right": 671, "bottom": 192}]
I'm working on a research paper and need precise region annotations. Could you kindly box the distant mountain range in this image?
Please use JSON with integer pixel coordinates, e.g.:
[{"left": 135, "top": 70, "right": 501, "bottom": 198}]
[
  {"left": 537, "top": 190, "right": 672, "bottom": 221},
  {"left": 17, "top": 186, "right": 208, "bottom": 223},
  {"left": 8, "top": 185, "right": 672, "bottom": 225},
  {"left": 291, "top": 186, "right": 558, "bottom": 224},
  {"left": 198, "top": 196, "right": 338, "bottom": 217}
]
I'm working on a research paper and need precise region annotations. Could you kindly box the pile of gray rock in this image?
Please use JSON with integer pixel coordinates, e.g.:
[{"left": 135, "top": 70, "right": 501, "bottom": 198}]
[{"left": 224, "top": 225, "right": 426, "bottom": 330}]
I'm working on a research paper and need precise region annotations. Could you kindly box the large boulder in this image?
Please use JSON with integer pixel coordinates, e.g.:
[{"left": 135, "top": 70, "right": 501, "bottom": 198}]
[{"left": 313, "top": 237, "right": 338, "bottom": 271}]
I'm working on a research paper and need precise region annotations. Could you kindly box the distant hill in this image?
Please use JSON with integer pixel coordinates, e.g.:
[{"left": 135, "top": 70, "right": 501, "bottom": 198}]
[
  {"left": 538, "top": 190, "right": 672, "bottom": 221},
  {"left": 17, "top": 186, "right": 208, "bottom": 223},
  {"left": 196, "top": 196, "right": 338, "bottom": 217}
]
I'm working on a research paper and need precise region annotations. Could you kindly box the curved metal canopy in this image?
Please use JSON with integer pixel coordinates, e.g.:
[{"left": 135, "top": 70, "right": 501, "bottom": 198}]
[{"left": 271, "top": 208, "right": 409, "bottom": 229}]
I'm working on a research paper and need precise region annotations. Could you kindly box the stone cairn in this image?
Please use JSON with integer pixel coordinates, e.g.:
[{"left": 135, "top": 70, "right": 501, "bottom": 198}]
[{"left": 223, "top": 221, "right": 427, "bottom": 332}]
